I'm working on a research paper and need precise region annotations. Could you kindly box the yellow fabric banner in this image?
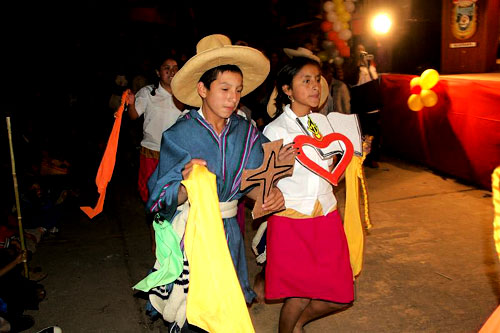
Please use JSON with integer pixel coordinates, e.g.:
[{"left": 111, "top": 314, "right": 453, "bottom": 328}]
[
  {"left": 183, "top": 164, "right": 254, "bottom": 333},
  {"left": 343, "top": 155, "right": 365, "bottom": 277}
]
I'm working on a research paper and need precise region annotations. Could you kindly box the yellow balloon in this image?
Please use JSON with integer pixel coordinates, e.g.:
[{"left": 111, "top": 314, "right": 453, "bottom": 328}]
[
  {"left": 420, "top": 89, "right": 438, "bottom": 107},
  {"left": 341, "top": 12, "right": 351, "bottom": 22},
  {"left": 410, "top": 77, "right": 420, "bottom": 89},
  {"left": 420, "top": 69, "right": 439, "bottom": 90},
  {"left": 408, "top": 94, "right": 423, "bottom": 111}
]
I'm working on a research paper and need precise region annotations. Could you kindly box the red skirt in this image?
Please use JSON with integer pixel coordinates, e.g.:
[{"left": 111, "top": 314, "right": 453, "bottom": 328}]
[
  {"left": 138, "top": 154, "right": 159, "bottom": 203},
  {"left": 265, "top": 210, "right": 354, "bottom": 303}
]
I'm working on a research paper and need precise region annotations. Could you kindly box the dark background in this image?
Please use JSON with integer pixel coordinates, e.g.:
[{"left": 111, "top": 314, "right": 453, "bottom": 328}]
[
  {"left": 0, "top": 0, "right": 444, "bottom": 204},
  {"left": 4, "top": 0, "right": 443, "bottom": 91}
]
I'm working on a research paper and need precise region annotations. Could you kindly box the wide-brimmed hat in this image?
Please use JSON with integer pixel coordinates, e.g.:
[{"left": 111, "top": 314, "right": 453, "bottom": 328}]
[
  {"left": 283, "top": 47, "right": 321, "bottom": 63},
  {"left": 267, "top": 76, "right": 329, "bottom": 118},
  {"left": 171, "top": 34, "right": 270, "bottom": 107}
]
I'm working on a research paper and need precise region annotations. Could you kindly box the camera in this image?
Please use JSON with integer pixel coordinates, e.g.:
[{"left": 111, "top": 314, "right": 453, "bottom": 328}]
[{"left": 360, "top": 51, "right": 374, "bottom": 61}]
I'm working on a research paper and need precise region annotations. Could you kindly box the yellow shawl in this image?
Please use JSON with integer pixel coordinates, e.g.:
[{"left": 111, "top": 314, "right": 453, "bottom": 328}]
[{"left": 183, "top": 164, "right": 254, "bottom": 333}]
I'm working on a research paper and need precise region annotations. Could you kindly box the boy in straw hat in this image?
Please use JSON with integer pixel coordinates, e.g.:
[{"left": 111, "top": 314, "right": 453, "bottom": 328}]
[{"left": 138, "top": 34, "right": 288, "bottom": 331}]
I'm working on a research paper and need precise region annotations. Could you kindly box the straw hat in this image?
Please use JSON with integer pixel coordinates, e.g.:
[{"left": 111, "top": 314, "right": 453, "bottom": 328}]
[
  {"left": 266, "top": 76, "right": 329, "bottom": 118},
  {"left": 283, "top": 47, "right": 321, "bottom": 63},
  {"left": 171, "top": 34, "right": 270, "bottom": 107}
]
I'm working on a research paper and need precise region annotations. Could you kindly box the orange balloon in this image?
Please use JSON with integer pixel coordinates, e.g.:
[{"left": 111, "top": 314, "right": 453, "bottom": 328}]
[{"left": 408, "top": 94, "right": 423, "bottom": 111}]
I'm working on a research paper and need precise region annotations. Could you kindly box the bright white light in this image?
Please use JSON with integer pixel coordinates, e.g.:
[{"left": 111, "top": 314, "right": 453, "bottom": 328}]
[{"left": 371, "top": 13, "right": 392, "bottom": 34}]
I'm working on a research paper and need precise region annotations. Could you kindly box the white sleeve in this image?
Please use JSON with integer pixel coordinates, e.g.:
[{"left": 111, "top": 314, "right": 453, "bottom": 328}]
[{"left": 134, "top": 86, "right": 152, "bottom": 117}]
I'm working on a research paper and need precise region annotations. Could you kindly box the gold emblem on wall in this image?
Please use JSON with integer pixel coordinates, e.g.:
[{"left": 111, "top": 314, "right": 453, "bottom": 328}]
[{"left": 451, "top": 0, "right": 478, "bottom": 40}]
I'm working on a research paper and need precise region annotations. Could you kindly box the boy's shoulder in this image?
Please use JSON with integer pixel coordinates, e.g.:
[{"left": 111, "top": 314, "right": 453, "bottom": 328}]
[{"left": 161, "top": 110, "right": 195, "bottom": 137}]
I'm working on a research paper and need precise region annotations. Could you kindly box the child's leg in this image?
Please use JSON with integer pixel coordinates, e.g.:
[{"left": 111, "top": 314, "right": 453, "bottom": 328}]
[
  {"left": 294, "top": 300, "right": 350, "bottom": 331},
  {"left": 253, "top": 268, "right": 265, "bottom": 304},
  {"left": 279, "top": 298, "right": 310, "bottom": 333}
]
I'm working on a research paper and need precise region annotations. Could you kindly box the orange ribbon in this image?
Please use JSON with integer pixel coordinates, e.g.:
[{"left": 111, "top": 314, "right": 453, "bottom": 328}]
[{"left": 80, "top": 89, "right": 130, "bottom": 219}]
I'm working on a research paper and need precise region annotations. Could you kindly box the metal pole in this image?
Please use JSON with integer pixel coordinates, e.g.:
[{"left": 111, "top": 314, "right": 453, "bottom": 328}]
[{"left": 6, "top": 117, "right": 29, "bottom": 277}]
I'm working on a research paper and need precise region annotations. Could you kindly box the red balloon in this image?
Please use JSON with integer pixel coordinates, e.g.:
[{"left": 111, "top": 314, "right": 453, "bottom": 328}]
[
  {"left": 327, "top": 30, "right": 339, "bottom": 41},
  {"left": 340, "top": 47, "right": 350, "bottom": 58},
  {"left": 321, "top": 21, "right": 333, "bottom": 32},
  {"left": 410, "top": 85, "right": 422, "bottom": 95}
]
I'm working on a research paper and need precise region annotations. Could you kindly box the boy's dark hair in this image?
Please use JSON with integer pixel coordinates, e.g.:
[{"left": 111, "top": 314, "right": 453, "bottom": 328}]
[
  {"left": 199, "top": 65, "right": 243, "bottom": 90},
  {"left": 273, "top": 57, "right": 320, "bottom": 117}
]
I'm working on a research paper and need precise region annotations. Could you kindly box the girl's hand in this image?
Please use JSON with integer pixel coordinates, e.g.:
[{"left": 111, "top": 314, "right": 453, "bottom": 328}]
[
  {"left": 125, "top": 92, "right": 135, "bottom": 105},
  {"left": 279, "top": 143, "right": 299, "bottom": 162},
  {"left": 16, "top": 250, "right": 28, "bottom": 264},
  {"left": 362, "top": 135, "right": 373, "bottom": 155},
  {"left": 181, "top": 159, "right": 207, "bottom": 180},
  {"left": 262, "top": 186, "right": 285, "bottom": 212}
]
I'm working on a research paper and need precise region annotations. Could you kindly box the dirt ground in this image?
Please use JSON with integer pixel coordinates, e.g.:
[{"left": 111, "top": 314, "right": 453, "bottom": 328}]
[{"left": 25, "top": 155, "right": 497, "bottom": 332}]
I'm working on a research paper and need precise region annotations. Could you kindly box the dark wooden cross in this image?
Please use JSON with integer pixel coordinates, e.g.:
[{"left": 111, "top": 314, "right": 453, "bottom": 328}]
[{"left": 241, "top": 139, "right": 295, "bottom": 219}]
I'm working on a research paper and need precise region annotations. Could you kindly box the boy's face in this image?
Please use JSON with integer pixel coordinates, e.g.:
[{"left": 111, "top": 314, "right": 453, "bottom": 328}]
[{"left": 198, "top": 70, "right": 243, "bottom": 121}]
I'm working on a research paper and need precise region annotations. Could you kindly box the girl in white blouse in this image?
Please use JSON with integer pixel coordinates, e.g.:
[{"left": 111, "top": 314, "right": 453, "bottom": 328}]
[{"left": 263, "top": 56, "right": 354, "bottom": 333}]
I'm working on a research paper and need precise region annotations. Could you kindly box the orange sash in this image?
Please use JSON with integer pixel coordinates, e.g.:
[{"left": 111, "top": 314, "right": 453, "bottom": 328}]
[{"left": 80, "top": 90, "right": 130, "bottom": 218}]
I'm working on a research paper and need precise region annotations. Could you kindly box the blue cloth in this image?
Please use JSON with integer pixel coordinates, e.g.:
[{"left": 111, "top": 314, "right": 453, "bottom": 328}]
[
  {"left": 146, "top": 109, "right": 269, "bottom": 303},
  {"left": 0, "top": 297, "right": 7, "bottom": 314}
]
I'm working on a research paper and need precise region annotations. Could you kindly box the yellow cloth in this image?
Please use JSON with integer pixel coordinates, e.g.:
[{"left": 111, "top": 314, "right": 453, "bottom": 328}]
[
  {"left": 480, "top": 304, "right": 500, "bottom": 333},
  {"left": 343, "top": 155, "right": 365, "bottom": 277},
  {"left": 492, "top": 166, "right": 500, "bottom": 261},
  {"left": 275, "top": 200, "right": 335, "bottom": 218},
  {"left": 480, "top": 166, "right": 500, "bottom": 332},
  {"left": 182, "top": 164, "right": 254, "bottom": 333}
]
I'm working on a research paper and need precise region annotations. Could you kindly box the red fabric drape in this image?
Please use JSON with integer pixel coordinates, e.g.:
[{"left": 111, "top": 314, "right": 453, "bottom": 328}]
[
  {"left": 80, "top": 90, "right": 130, "bottom": 218},
  {"left": 380, "top": 74, "right": 500, "bottom": 189}
]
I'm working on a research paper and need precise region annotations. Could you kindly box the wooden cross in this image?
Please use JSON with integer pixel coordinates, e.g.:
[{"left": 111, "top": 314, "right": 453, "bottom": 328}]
[{"left": 241, "top": 139, "right": 295, "bottom": 219}]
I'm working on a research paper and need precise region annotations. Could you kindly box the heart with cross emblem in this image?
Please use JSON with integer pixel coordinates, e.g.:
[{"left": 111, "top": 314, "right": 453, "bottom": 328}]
[{"left": 293, "top": 133, "right": 354, "bottom": 186}]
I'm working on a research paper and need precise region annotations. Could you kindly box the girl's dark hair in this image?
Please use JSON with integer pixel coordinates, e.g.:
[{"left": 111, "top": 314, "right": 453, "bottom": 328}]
[
  {"left": 199, "top": 64, "right": 243, "bottom": 90},
  {"left": 150, "top": 54, "right": 181, "bottom": 96},
  {"left": 273, "top": 57, "right": 321, "bottom": 117}
]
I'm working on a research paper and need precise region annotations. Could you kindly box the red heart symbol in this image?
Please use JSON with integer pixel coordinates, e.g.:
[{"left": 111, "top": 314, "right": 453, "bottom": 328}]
[{"left": 293, "top": 133, "right": 354, "bottom": 186}]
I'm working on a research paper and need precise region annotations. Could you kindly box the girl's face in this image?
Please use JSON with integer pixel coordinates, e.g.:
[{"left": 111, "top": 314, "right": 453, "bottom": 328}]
[
  {"left": 157, "top": 59, "right": 178, "bottom": 86},
  {"left": 198, "top": 70, "right": 243, "bottom": 121},
  {"left": 285, "top": 63, "right": 321, "bottom": 115}
]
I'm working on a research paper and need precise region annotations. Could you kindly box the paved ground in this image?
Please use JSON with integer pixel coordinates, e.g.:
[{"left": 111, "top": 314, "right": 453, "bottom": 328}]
[{"left": 24, "top": 155, "right": 497, "bottom": 333}]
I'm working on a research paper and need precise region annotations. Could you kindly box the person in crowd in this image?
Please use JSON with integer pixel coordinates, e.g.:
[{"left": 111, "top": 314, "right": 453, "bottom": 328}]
[
  {"left": 0, "top": 243, "right": 45, "bottom": 332},
  {"left": 263, "top": 56, "right": 354, "bottom": 332},
  {"left": 109, "top": 72, "right": 129, "bottom": 113},
  {"left": 324, "top": 63, "right": 351, "bottom": 115},
  {"left": 345, "top": 43, "right": 381, "bottom": 168},
  {"left": 126, "top": 54, "right": 185, "bottom": 254},
  {"left": 138, "top": 34, "right": 285, "bottom": 332}
]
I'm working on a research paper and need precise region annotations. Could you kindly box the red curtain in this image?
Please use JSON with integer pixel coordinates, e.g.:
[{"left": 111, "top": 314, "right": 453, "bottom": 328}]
[{"left": 380, "top": 74, "right": 500, "bottom": 189}]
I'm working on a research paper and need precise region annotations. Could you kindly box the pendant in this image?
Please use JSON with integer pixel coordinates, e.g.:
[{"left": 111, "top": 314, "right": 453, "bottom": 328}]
[{"left": 307, "top": 115, "right": 323, "bottom": 140}]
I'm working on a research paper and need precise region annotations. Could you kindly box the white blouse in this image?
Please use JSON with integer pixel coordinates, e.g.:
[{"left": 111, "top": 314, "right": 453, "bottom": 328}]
[
  {"left": 134, "top": 84, "right": 183, "bottom": 151},
  {"left": 263, "top": 105, "right": 337, "bottom": 216}
]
